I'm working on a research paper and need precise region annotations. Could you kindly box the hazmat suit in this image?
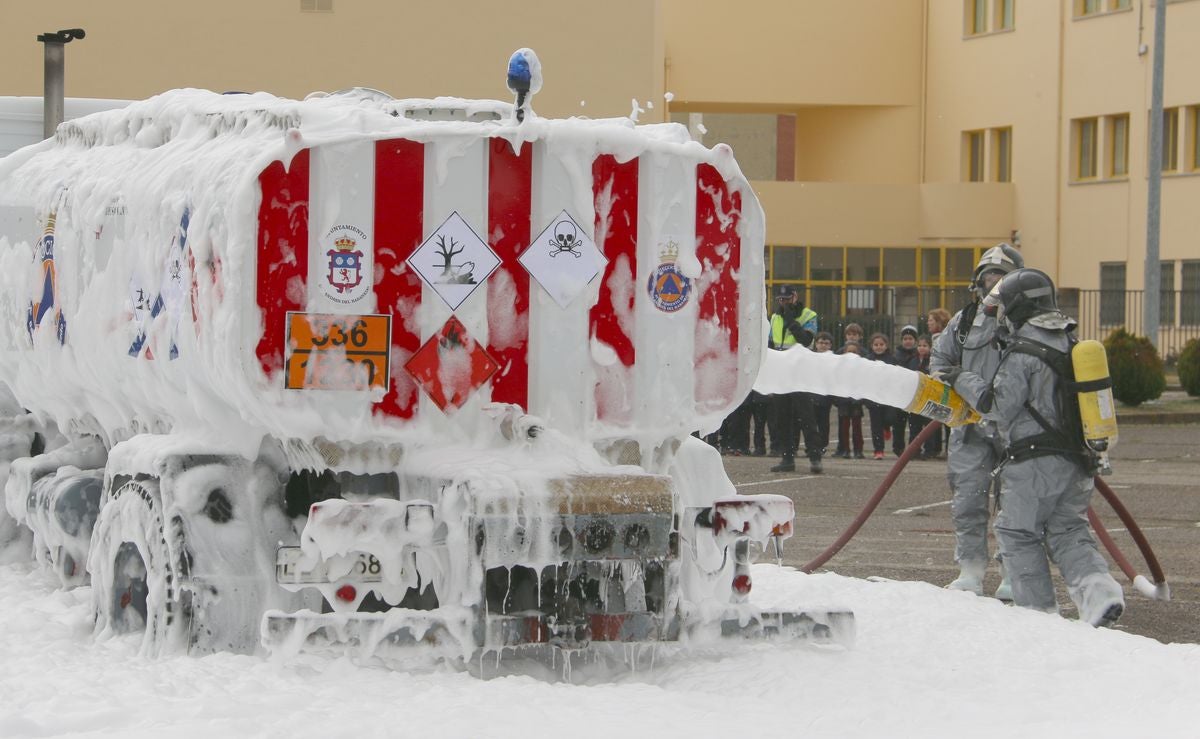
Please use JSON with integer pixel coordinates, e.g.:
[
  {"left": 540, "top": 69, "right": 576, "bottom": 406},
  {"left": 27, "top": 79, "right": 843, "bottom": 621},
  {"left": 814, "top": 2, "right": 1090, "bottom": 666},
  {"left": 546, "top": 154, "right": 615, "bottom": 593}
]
[
  {"left": 930, "top": 244, "right": 1021, "bottom": 597},
  {"left": 948, "top": 269, "right": 1124, "bottom": 626}
]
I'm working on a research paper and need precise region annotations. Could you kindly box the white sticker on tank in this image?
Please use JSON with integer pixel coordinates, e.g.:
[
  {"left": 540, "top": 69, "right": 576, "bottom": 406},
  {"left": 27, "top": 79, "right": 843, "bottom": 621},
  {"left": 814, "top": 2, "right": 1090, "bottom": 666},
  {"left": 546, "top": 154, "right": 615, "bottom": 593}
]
[
  {"left": 406, "top": 211, "right": 499, "bottom": 311},
  {"left": 520, "top": 210, "right": 605, "bottom": 309}
]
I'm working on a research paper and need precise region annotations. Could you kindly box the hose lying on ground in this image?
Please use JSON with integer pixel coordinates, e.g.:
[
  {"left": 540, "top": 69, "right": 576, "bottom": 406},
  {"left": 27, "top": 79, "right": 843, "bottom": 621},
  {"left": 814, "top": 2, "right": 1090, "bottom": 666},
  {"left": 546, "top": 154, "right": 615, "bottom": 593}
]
[
  {"left": 800, "top": 420, "right": 941, "bottom": 573},
  {"left": 1089, "top": 477, "right": 1171, "bottom": 601},
  {"left": 799, "top": 421, "right": 1171, "bottom": 602}
]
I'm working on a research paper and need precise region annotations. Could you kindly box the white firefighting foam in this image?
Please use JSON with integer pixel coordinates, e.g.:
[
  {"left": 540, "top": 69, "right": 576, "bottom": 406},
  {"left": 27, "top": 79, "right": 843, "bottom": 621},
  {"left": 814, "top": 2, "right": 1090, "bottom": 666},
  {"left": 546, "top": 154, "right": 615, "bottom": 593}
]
[{"left": 0, "top": 88, "right": 763, "bottom": 459}]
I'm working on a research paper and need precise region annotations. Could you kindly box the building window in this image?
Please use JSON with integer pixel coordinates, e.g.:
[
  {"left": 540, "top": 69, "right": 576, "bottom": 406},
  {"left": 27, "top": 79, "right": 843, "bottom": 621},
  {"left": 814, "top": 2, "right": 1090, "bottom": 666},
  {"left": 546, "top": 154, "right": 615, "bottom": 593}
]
[
  {"left": 992, "top": 127, "right": 1012, "bottom": 182},
  {"left": 771, "top": 246, "right": 805, "bottom": 282},
  {"left": 1077, "top": 0, "right": 1102, "bottom": 16},
  {"left": 1161, "top": 107, "right": 1180, "bottom": 171},
  {"left": 767, "top": 246, "right": 980, "bottom": 322},
  {"left": 1074, "top": 117, "right": 1099, "bottom": 180},
  {"left": 995, "top": 0, "right": 1015, "bottom": 30},
  {"left": 1187, "top": 105, "right": 1200, "bottom": 172},
  {"left": 1105, "top": 114, "right": 1129, "bottom": 177},
  {"left": 1182, "top": 261, "right": 1200, "bottom": 325},
  {"left": 966, "top": 0, "right": 989, "bottom": 34},
  {"left": 1160, "top": 261, "right": 1176, "bottom": 326},
  {"left": 1111, "top": 0, "right": 1130, "bottom": 9},
  {"left": 964, "top": 130, "right": 986, "bottom": 181},
  {"left": 1100, "top": 263, "right": 1126, "bottom": 325}
]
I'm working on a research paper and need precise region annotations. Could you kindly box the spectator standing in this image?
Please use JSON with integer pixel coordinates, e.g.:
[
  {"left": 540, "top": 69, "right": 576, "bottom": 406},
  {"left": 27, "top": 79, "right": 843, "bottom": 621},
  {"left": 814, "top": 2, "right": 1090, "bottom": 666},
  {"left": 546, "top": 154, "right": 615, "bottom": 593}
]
[
  {"left": 810, "top": 331, "right": 835, "bottom": 455},
  {"left": 892, "top": 325, "right": 921, "bottom": 456},
  {"left": 833, "top": 340, "right": 865, "bottom": 459},
  {"left": 864, "top": 333, "right": 897, "bottom": 460},
  {"left": 767, "top": 286, "right": 823, "bottom": 474},
  {"left": 911, "top": 334, "right": 941, "bottom": 459},
  {"left": 926, "top": 307, "right": 952, "bottom": 454}
]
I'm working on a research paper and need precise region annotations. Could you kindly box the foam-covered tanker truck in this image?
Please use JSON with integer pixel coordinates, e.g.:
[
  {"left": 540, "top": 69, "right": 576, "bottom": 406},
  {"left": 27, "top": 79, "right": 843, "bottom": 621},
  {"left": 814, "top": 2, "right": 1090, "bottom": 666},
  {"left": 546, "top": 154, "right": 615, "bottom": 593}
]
[{"left": 0, "top": 60, "right": 853, "bottom": 662}]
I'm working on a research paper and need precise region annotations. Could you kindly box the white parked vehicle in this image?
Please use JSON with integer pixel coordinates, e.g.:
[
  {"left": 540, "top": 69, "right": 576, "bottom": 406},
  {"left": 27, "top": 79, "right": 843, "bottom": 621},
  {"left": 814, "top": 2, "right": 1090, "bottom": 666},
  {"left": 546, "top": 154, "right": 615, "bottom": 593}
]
[{"left": 0, "top": 57, "right": 852, "bottom": 663}]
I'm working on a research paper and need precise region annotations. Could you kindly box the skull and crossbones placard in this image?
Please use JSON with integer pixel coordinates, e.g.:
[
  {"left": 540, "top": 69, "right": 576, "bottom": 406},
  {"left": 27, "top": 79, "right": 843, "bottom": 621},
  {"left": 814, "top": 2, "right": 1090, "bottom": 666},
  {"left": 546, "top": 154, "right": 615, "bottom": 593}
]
[{"left": 519, "top": 209, "right": 607, "bottom": 308}]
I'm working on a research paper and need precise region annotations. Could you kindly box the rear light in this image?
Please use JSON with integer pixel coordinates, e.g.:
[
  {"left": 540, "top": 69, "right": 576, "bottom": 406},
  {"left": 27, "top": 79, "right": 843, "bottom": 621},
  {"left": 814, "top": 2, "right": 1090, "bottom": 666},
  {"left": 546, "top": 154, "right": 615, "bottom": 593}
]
[
  {"left": 732, "top": 574, "right": 752, "bottom": 596},
  {"left": 335, "top": 584, "right": 357, "bottom": 602},
  {"left": 525, "top": 616, "right": 548, "bottom": 643},
  {"left": 588, "top": 614, "right": 625, "bottom": 641}
]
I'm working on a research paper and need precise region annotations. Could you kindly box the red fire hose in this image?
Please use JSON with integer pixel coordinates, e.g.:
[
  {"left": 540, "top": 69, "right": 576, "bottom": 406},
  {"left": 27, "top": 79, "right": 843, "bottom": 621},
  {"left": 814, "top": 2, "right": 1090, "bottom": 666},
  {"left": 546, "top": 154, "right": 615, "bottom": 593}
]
[
  {"left": 800, "top": 420, "right": 941, "bottom": 573},
  {"left": 800, "top": 421, "right": 1170, "bottom": 601},
  {"left": 1089, "top": 477, "right": 1171, "bottom": 600}
]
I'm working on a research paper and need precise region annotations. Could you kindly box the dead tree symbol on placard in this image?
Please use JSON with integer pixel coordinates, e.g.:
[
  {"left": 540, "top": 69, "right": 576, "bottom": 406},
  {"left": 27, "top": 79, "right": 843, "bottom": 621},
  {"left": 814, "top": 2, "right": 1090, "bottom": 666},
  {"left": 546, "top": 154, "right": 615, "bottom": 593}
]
[{"left": 433, "top": 234, "right": 476, "bottom": 284}]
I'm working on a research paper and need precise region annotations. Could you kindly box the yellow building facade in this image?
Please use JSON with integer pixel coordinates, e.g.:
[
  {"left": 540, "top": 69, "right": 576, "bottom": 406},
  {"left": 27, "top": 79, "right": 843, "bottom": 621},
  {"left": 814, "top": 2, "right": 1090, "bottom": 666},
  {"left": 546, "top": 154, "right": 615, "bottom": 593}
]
[{"left": 2, "top": 0, "right": 1197, "bottom": 347}]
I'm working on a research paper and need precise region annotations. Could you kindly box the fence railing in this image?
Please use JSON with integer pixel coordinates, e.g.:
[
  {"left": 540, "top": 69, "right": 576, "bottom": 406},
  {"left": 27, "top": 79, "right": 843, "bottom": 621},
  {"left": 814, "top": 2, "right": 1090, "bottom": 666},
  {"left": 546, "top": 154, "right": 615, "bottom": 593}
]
[{"left": 800, "top": 286, "right": 1199, "bottom": 360}]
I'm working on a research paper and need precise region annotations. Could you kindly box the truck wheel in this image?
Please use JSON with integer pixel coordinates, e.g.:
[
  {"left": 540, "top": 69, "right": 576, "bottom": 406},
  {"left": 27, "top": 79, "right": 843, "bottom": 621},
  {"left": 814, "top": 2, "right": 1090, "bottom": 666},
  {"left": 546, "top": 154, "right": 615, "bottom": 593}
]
[{"left": 88, "top": 479, "right": 192, "bottom": 655}]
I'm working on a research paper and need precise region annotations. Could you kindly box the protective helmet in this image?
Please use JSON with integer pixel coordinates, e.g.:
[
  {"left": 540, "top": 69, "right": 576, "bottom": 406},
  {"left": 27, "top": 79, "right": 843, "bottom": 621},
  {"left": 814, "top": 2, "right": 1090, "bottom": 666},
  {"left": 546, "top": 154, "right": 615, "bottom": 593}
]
[
  {"left": 971, "top": 243, "right": 1024, "bottom": 298},
  {"left": 981, "top": 268, "right": 1058, "bottom": 328}
]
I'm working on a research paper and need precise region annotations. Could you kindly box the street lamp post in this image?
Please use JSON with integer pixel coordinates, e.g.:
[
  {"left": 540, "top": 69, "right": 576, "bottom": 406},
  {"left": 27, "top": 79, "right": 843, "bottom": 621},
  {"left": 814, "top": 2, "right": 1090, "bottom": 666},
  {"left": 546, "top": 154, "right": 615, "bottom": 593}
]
[{"left": 1143, "top": 1, "right": 1165, "bottom": 343}]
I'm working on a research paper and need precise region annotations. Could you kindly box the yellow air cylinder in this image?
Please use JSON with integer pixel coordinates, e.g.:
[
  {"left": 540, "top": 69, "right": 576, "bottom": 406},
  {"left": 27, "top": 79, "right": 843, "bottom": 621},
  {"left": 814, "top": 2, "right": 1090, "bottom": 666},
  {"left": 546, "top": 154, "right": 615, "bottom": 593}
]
[
  {"left": 904, "top": 374, "right": 982, "bottom": 428},
  {"left": 1072, "top": 339, "right": 1118, "bottom": 452}
]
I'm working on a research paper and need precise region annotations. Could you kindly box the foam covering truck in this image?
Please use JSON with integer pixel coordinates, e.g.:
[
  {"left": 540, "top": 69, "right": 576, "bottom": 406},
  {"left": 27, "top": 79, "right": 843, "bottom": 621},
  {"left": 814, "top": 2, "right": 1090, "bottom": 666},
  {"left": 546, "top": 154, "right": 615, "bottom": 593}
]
[{"left": 0, "top": 73, "right": 853, "bottom": 663}]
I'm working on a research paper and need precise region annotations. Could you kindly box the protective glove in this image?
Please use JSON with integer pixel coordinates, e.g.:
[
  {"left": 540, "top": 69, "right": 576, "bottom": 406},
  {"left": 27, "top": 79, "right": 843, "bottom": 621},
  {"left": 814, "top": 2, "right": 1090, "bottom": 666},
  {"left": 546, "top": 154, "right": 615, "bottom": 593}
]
[{"left": 933, "top": 366, "right": 964, "bottom": 388}]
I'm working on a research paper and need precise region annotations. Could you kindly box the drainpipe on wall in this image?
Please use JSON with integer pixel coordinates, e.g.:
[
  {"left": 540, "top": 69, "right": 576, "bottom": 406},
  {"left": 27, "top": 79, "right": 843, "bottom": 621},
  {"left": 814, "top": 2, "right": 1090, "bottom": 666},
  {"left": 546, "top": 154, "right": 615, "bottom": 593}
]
[{"left": 36, "top": 28, "right": 86, "bottom": 139}]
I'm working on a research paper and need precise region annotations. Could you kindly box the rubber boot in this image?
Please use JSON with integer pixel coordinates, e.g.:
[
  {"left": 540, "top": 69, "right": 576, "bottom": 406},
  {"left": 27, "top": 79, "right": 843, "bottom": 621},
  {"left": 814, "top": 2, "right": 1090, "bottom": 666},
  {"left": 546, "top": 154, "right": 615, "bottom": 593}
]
[
  {"left": 993, "top": 561, "right": 1013, "bottom": 602},
  {"left": 947, "top": 560, "right": 986, "bottom": 596},
  {"left": 770, "top": 455, "right": 795, "bottom": 473}
]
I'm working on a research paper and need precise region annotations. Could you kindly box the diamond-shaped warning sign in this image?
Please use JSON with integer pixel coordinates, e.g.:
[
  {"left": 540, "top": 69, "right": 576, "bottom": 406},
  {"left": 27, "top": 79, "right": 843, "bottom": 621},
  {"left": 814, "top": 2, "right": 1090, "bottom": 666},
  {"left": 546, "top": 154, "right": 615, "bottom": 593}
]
[
  {"left": 406, "top": 212, "right": 500, "bottom": 311},
  {"left": 519, "top": 210, "right": 606, "bottom": 309},
  {"left": 403, "top": 316, "right": 499, "bottom": 413}
]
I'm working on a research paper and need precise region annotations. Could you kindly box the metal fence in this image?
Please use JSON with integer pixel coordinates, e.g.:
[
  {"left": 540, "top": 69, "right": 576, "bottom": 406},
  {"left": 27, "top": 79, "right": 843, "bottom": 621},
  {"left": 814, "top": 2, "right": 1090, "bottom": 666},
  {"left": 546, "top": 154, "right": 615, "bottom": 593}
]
[
  {"left": 800, "top": 286, "right": 1199, "bottom": 360},
  {"left": 1062, "top": 289, "right": 1200, "bottom": 361}
]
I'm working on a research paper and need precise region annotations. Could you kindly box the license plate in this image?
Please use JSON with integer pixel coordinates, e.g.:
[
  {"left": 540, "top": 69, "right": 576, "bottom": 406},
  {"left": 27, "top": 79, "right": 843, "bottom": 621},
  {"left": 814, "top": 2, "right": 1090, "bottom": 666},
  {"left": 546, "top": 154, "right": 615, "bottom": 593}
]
[{"left": 276, "top": 547, "right": 383, "bottom": 584}]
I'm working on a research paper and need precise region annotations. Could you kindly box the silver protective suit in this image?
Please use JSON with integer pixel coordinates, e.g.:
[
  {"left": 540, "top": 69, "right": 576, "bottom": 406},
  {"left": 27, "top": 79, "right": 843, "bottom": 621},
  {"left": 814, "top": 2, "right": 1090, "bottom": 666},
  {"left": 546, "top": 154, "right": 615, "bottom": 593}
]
[
  {"left": 952, "top": 323, "right": 1124, "bottom": 618},
  {"left": 930, "top": 306, "right": 1003, "bottom": 567}
]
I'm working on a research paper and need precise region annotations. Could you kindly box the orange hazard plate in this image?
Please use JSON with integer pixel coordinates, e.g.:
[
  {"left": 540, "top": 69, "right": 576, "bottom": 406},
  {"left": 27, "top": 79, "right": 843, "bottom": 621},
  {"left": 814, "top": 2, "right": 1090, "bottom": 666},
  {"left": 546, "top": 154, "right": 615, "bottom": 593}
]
[{"left": 285, "top": 312, "right": 391, "bottom": 391}]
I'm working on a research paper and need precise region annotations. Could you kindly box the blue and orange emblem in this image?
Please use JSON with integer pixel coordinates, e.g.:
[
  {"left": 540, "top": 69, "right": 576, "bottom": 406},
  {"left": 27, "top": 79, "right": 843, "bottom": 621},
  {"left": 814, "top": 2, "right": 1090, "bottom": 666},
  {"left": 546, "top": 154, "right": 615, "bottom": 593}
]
[
  {"left": 647, "top": 240, "right": 690, "bottom": 313},
  {"left": 27, "top": 211, "right": 66, "bottom": 345}
]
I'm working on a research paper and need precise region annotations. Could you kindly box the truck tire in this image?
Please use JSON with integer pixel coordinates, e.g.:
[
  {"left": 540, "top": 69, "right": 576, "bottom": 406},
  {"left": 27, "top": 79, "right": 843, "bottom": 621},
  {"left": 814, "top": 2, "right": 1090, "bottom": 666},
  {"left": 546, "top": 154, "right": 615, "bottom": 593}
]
[{"left": 88, "top": 478, "right": 192, "bottom": 655}]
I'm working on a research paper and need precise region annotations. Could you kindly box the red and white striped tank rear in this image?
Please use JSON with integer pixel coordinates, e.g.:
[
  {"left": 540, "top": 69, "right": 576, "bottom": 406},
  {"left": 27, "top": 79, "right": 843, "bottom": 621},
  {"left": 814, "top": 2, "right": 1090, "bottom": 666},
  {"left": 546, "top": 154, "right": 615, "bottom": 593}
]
[{"left": 256, "top": 116, "right": 765, "bottom": 446}]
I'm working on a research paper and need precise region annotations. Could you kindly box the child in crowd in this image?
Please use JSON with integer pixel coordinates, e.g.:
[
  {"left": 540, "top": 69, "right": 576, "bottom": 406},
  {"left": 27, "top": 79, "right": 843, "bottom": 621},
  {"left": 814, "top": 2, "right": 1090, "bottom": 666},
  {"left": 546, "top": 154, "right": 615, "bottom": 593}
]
[
  {"left": 912, "top": 334, "right": 943, "bottom": 459},
  {"left": 892, "top": 325, "right": 921, "bottom": 456},
  {"left": 864, "top": 333, "right": 896, "bottom": 460},
  {"left": 811, "top": 331, "right": 835, "bottom": 455},
  {"left": 907, "top": 334, "right": 933, "bottom": 459},
  {"left": 833, "top": 340, "right": 865, "bottom": 459},
  {"left": 843, "top": 322, "right": 864, "bottom": 350}
]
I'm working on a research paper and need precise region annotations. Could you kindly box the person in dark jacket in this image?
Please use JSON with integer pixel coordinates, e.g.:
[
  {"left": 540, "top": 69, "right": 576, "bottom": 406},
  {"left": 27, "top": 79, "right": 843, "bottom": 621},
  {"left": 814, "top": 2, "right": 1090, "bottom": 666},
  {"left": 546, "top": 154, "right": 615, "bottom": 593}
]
[
  {"left": 892, "top": 325, "right": 921, "bottom": 455},
  {"left": 863, "top": 333, "right": 896, "bottom": 460},
  {"left": 911, "top": 334, "right": 940, "bottom": 459},
  {"left": 766, "top": 285, "right": 823, "bottom": 473}
]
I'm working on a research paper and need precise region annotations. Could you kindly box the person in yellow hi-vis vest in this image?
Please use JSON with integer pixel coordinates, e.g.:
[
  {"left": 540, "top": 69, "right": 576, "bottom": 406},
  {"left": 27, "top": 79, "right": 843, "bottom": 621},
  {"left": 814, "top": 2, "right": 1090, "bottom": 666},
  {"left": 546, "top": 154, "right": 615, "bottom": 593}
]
[{"left": 767, "top": 285, "right": 823, "bottom": 474}]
